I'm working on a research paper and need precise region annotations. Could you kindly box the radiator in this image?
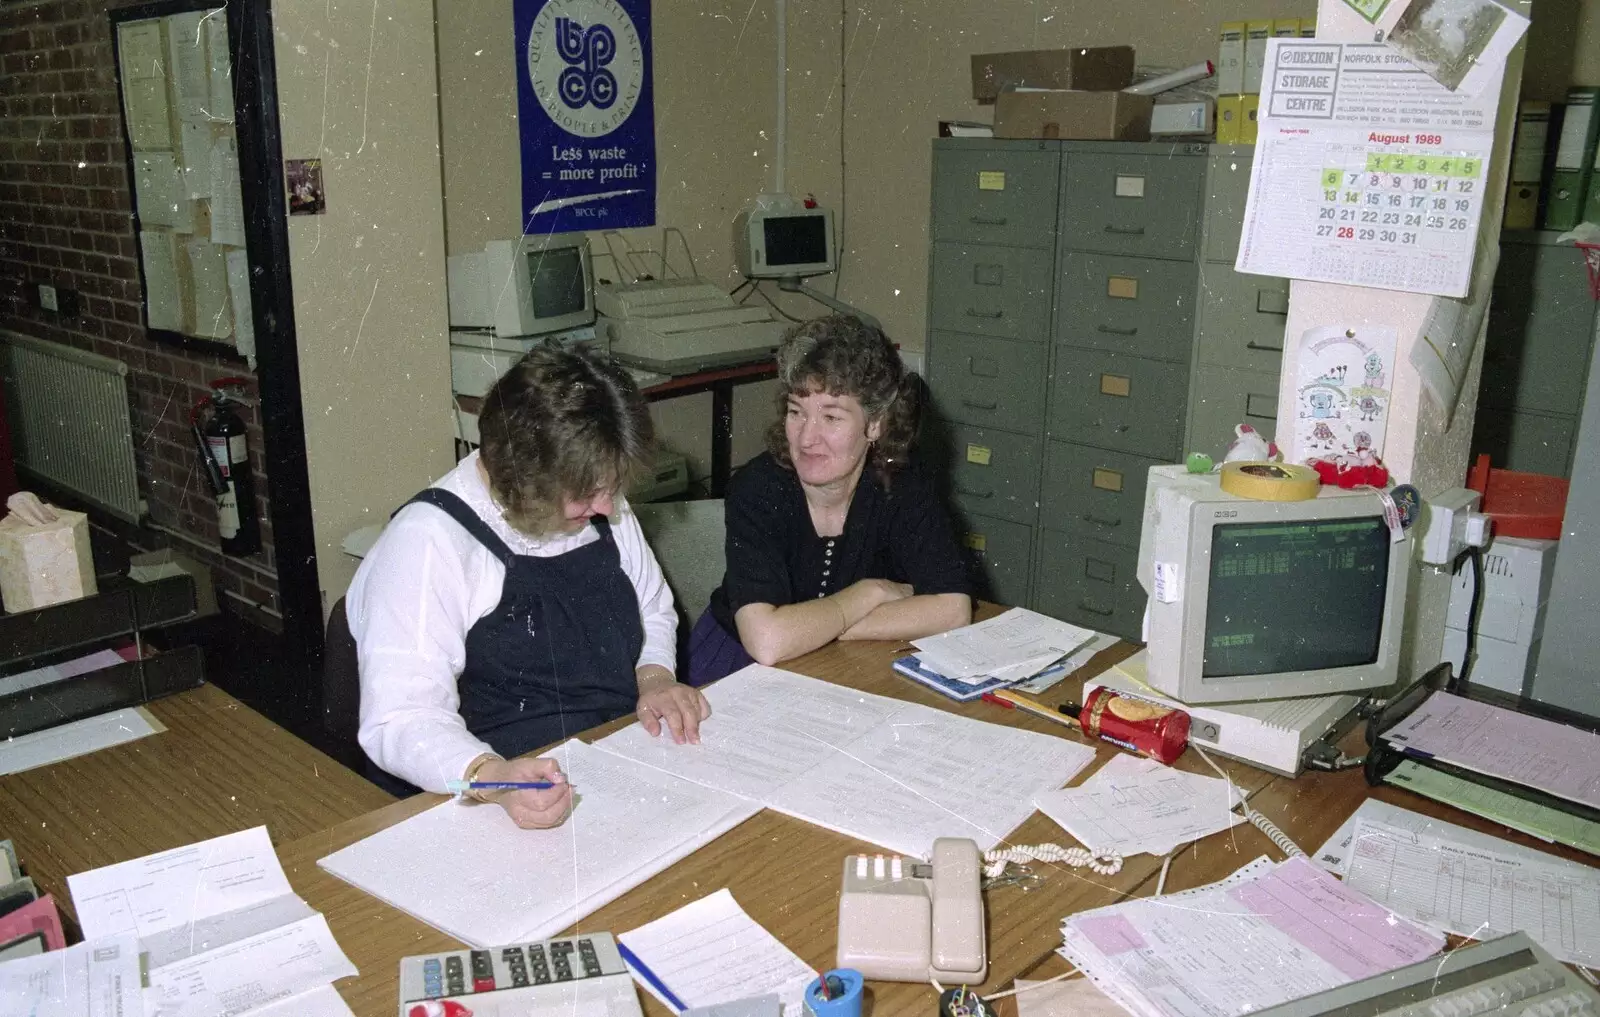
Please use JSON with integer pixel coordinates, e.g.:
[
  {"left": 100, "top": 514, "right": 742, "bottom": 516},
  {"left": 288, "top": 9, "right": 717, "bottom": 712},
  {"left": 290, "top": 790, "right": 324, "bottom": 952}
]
[{"left": 0, "top": 331, "right": 144, "bottom": 522}]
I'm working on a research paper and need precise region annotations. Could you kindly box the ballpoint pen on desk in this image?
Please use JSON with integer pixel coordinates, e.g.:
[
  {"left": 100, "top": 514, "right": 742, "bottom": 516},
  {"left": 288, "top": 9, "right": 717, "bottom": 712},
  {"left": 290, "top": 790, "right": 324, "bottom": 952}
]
[
  {"left": 982, "top": 689, "right": 1080, "bottom": 732},
  {"left": 616, "top": 941, "right": 688, "bottom": 1012},
  {"left": 443, "top": 779, "right": 563, "bottom": 793}
]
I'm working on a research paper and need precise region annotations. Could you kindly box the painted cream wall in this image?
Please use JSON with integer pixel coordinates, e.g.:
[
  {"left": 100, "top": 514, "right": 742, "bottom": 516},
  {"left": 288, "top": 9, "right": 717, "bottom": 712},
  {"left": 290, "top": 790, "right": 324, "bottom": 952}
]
[{"left": 273, "top": 0, "right": 457, "bottom": 610}]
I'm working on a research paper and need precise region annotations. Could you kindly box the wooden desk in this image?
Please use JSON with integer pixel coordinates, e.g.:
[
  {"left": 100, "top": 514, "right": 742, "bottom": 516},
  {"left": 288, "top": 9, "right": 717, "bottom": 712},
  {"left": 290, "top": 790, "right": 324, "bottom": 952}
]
[
  {"left": 281, "top": 636, "right": 1283, "bottom": 1017},
  {"left": 0, "top": 683, "right": 391, "bottom": 921}
]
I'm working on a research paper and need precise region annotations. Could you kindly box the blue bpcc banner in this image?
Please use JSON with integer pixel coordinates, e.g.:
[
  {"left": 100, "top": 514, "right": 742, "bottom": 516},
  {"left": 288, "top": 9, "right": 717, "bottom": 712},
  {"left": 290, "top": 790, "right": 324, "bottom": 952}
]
[{"left": 514, "top": 0, "right": 655, "bottom": 234}]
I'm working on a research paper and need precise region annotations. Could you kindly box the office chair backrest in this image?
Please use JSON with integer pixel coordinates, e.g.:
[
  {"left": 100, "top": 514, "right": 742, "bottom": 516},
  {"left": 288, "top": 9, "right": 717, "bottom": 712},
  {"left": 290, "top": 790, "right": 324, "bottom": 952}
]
[
  {"left": 631, "top": 498, "right": 726, "bottom": 625},
  {"left": 321, "top": 597, "right": 364, "bottom": 769}
]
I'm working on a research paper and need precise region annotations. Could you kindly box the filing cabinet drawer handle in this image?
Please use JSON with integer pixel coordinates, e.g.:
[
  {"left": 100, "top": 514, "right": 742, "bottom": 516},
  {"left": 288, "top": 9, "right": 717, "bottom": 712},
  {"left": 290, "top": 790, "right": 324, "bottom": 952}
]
[
  {"left": 1096, "top": 325, "right": 1139, "bottom": 336},
  {"left": 1245, "top": 393, "right": 1278, "bottom": 420},
  {"left": 961, "top": 398, "right": 999, "bottom": 411},
  {"left": 955, "top": 485, "right": 994, "bottom": 500},
  {"left": 1081, "top": 513, "right": 1121, "bottom": 527},
  {"left": 965, "top": 308, "right": 1004, "bottom": 320},
  {"left": 1078, "top": 600, "right": 1115, "bottom": 617},
  {"left": 1245, "top": 341, "right": 1284, "bottom": 353},
  {"left": 969, "top": 215, "right": 1008, "bottom": 225},
  {"left": 1102, "top": 225, "right": 1147, "bottom": 236}
]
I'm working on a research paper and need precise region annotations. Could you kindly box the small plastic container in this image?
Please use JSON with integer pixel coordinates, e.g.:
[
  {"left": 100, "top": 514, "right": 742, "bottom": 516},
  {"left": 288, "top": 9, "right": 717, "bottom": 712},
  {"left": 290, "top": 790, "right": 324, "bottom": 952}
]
[{"left": 1465, "top": 454, "right": 1569, "bottom": 540}]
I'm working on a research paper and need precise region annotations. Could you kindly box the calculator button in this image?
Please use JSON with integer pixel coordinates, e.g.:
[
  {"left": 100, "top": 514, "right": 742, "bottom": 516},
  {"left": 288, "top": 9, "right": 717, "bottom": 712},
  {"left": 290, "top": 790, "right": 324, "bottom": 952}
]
[
  {"left": 855, "top": 856, "right": 867, "bottom": 879},
  {"left": 470, "top": 950, "right": 495, "bottom": 992},
  {"left": 578, "top": 938, "right": 602, "bottom": 977},
  {"left": 891, "top": 857, "right": 903, "bottom": 880},
  {"left": 874, "top": 855, "right": 885, "bottom": 880}
]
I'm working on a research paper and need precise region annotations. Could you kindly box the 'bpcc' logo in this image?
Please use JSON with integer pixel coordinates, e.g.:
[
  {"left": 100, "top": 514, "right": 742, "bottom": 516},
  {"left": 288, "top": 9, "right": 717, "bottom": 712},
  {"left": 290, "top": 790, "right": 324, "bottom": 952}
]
[{"left": 527, "top": 0, "right": 643, "bottom": 138}]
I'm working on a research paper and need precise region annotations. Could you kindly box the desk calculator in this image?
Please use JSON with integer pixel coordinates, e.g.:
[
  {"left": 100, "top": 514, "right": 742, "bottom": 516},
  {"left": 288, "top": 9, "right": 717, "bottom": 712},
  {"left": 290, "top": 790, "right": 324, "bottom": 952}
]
[{"left": 398, "top": 932, "right": 642, "bottom": 1017}]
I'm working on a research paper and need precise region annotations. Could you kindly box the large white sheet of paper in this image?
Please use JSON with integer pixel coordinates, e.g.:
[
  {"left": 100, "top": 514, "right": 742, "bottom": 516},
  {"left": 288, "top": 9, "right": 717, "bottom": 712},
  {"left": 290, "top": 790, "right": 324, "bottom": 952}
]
[
  {"left": 1237, "top": 39, "right": 1501, "bottom": 298},
  {"left": 1409, "top": 241, "right": 1499, "bottom": 419},
  {"left": 913, "top": 608, "right": 1098, "bottom": 680},
  {"left": 226, "top": 249, "right": 256, "bottom": 362},
  {"left": 595, "top": 665, "right": 899, "bottom": 801},
  {"left": 250, "top": 987, "right": 354, "bottom": 1017},
  {"left": 1382, "top": 691, "right": 1600, "bottom": 810},
  {"left": 1344, "top": 817, "right": 1600, "bottom": 967},
  {"left": 0, "top": 706, "right": 163, "bottom": 776},
  {"left": 146, "top": 914, "right": 358, "bottom": 1017},
  {"left": 67, "top": 825, "right": 302, "bottom": 967},
  {"left": 186, "top": 239, "right": 232, "bottom": 339},
  {"left": 140, "top": 230, "right": 183, "bottom": 331},
  {"left": 0, "top": 934, "right": 143, "bottom": 1017},
  {"left": 134, "top": 152, "right": 194, "bottom": 231},
  {"left": 205, "top": 14, "right": 235, "bottom": 122},
  {"left": 166, "top": 10, "right": 211, "bottom": 121},
  {"left": 763, "top": 700, "right": 1097, "bottom": 858},
  {"left": 599, "top": 666, "right": 1097, "bottom": 859},
  {"left": 1060, "top": 857, "right": 1444, "bottom": 1017},
  {"left": 117, "top": 21, "right": 172, "bottom": 150},
  {"left": 1034, "top": 754, "right": 1244, "bottom": 858},
  {"left": 209, "top": 136, "right": 247, "bottom": 246},
  {"left": 318, "top": 739, "right": 761, "bottom": 948},
  {"left": 617, "top": 889, "right": 815, "bottom": 1017}
]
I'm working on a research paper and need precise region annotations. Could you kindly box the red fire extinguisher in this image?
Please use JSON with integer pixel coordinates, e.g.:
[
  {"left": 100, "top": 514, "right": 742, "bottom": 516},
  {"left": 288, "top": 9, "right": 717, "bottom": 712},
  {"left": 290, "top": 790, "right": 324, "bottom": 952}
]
[{"left": 191, "top": 378, "right": 261, "bottom": 557}]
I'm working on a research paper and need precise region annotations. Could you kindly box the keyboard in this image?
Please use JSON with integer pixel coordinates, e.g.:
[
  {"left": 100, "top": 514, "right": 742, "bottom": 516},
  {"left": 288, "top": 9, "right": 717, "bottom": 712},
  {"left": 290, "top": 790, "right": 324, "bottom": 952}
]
[
  {"left": 1245, "top": 933, "right": 1597, "bottom": 1017},
  {"left": 398, "top": 931, "right": 641, "bottom": 1017}
]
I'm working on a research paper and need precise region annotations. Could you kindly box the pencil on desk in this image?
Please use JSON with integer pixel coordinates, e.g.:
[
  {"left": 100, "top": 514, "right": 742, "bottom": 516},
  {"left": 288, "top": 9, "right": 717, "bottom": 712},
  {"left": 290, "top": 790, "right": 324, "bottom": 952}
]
[{"left": 984, "top": 688, "right": 1081, "bottom": 733}]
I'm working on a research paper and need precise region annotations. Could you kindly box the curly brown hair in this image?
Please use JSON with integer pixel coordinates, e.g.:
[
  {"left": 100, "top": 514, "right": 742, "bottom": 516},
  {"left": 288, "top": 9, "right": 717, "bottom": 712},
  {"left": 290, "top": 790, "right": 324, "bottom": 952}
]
[
  {"left": 478, "top": 343, "right": 654, "bottom": 535},
  {"left": 764, "top": 315, "right": 922, "bottom": 485}
]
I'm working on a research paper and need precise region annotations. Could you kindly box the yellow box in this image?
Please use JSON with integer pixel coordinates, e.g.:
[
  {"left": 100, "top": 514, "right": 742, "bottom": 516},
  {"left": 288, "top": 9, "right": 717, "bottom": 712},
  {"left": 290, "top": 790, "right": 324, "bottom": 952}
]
[
  {"left": 1218, "top": 21, "right": 1245, "bottom": 94},
  {"left": 1298, "top": 18, "right": 1316, "bottom": 37},
  {"left": 1241, "top": 94, "right": 1261, "bottom": 144},
  {"left": 1216, "top": 95, "right": 1243, "bottom": 144},
  {"left": 1272, "top": 19, "right": 1299, "bottom": 37},
  {"left": 1244, "top": 20, "right": 1272, "bottom": 93}
]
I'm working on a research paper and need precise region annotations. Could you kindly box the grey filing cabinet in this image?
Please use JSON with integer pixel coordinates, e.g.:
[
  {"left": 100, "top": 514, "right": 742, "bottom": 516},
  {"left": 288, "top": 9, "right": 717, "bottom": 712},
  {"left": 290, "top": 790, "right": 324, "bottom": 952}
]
[
  {"left": 1470, "top": 232, "right": 1600, "bottom": 478},
  {"left": 926, "top": 138, "right": 1218, "bottom": 640},
  {"left": 1185, "top": 147, "right": 1289, "bottom": 463}
]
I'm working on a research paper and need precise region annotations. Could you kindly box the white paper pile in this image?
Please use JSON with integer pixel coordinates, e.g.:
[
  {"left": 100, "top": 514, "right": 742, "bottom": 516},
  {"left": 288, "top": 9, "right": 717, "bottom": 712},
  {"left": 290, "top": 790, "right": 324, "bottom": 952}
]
[
  {"left": 912, "top": 608, "right": 1101, "bottom": 685},
  {"left": 67, "top": 827, "right": 358, "bottom": 1017},
  {"left": 1058, "top": 856, "right": 1445, "bottom": 1017}
]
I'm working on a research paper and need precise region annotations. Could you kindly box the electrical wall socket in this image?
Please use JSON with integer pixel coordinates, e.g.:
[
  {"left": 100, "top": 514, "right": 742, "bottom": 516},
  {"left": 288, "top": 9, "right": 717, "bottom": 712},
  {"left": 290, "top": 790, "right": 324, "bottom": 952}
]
[
  {"left": 1419, "top": 488, "right": 1491, "bottom": 566},
  {"left": 38, "top": 283, "right": 58, "bottom": 312}
]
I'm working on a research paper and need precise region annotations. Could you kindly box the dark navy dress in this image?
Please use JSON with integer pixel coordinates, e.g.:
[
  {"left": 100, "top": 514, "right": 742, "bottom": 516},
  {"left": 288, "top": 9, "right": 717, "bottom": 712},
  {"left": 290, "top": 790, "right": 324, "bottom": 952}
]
[{"left": 367, "top": 488, "right": 644, "bottom": 796}]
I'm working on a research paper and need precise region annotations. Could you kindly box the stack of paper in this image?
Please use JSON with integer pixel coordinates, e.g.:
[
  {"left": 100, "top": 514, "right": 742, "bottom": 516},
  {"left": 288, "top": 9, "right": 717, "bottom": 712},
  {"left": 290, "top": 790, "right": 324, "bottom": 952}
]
[
  {"left": 1382, "top": 691, "right": 1600, "bottom": 811},
  {"left": 906, "top": 609, "right": 1105, "bottom": 690},
  {"left": 67, "top": 827, "right": 358, "bottom": 1017},
  {"left": 617, "top": 889, "right": 816, "bottom": 1017},
  {"left": 1316, "top": 804, "right": 1600, "bottom": 968},
  {"left": 1059, "top": 856, "right": 1445, "bottom": 1017},
  {"left": 1034, "top": 754, "right": 1244, "bottom": 858},
  {"left": 321, "top": 666, "right": 1099, "bottom": 948},
  {"left": 0, "top": 932, "right": 143, "bottom": 1017}
]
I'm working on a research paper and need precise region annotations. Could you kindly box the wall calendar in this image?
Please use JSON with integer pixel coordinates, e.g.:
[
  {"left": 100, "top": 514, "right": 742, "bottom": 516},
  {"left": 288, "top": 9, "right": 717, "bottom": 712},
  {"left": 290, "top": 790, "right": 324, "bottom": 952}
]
[{"left": 1236, "top": 40, "right": 1504, "bottom": 299}]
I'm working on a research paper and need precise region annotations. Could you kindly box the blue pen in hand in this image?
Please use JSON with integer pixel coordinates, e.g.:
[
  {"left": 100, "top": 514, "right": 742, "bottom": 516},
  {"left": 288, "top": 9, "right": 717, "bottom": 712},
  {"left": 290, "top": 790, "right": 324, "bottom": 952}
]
[
  {"left": 617, "top": 942, "right": 687, "bottom": 1012},
  {"left": 444, "top": 779, "right": 564, "bottom": 793}
]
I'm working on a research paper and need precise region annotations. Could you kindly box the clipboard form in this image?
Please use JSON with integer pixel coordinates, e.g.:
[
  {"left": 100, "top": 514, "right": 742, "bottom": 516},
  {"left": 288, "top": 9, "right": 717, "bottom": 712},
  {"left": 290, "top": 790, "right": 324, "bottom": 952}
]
[{"left": 1365, "top": 662, "right": 1600, "bottom": 833}]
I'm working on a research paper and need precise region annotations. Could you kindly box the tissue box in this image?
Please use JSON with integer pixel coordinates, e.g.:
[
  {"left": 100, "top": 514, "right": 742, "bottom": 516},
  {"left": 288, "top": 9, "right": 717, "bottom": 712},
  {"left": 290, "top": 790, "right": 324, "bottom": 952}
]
[{"left": 0, "top": 508, "right": 97, "bottom": 613}]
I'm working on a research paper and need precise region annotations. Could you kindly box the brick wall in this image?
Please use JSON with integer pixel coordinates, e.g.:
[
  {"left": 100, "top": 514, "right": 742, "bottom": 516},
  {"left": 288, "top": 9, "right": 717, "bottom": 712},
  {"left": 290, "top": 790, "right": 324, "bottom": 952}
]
[{"left": 0, "top": 0, "right": 280, "bottom": 618}]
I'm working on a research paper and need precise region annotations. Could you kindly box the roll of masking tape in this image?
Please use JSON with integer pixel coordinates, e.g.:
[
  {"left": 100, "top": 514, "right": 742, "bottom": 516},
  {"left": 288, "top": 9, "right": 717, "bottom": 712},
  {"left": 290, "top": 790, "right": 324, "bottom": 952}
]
[{"left": 1219, "top": 461, "right": 1322, "bottom": 501}]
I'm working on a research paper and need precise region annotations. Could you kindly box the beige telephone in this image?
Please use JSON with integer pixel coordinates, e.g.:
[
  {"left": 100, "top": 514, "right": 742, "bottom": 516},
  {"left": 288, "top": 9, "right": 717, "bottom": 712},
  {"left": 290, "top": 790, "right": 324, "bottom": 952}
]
[{"left": 835, "top": 837, "right": 986, "bottom": 983}]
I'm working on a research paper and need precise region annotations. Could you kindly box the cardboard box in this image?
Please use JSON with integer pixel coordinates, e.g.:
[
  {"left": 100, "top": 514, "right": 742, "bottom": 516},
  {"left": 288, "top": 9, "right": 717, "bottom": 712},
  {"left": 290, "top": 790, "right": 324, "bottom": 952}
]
[
  {"left": 129, "top": 549, "right": 219, "bottom": 618},
  {"left": 971, "top": 47, "right": 1135, "bottom": 103},
  {"left": 1216, "top": 95, "right": 1244, "bottom": 144},
  {"left": 1244, "top": 20, "right": 1272, "bottom": 93},
  {"left": 1241, "top": 94, "right": 1261, "bottom": 144},
  {"left": 0, "top": 507, "right": 96, "bottom": 613},
  {"left": 1217, "top": 22, "right": 1245, "bottom": 94},
  {"left": 993, "top": 90, "right": 1153, "bottom": 141}
]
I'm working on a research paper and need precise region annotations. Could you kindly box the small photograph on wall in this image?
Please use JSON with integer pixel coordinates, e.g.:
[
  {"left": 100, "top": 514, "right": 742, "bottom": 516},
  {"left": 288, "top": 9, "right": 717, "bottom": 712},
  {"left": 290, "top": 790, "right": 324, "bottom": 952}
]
[{"left": 286, "top": 159, "right": 326, "bottom": 215}]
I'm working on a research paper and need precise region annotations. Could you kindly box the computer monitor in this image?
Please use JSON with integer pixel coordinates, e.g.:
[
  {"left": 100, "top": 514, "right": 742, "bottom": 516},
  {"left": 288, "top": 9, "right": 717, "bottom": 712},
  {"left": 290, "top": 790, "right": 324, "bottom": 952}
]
[
  {"left": 446, "top": 234, "right": 595, "bottom": 337},
  {"left": 733, "top": 204, "right": 836, "bottom": 279},
  {"left": 1136, "top": 465, "right": 1411, "bottom": 704}
]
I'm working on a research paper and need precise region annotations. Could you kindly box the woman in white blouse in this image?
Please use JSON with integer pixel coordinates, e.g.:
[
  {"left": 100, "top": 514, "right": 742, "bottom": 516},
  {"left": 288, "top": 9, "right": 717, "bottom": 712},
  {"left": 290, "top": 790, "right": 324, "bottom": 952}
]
[{"left": 346, "top": 346, "right": 709, "bottom": 829}]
